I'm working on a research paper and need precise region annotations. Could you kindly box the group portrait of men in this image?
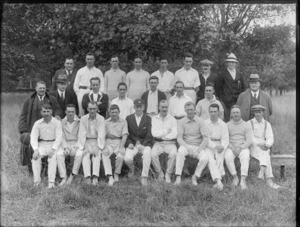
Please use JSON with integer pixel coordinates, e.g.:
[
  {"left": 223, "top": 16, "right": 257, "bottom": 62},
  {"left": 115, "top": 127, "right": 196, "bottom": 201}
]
[{"left": 18, "top": 51, "right": 281, "bottom": 190}]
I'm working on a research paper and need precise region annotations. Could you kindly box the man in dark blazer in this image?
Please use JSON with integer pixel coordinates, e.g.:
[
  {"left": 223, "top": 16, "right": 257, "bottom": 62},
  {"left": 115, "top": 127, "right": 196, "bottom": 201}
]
[
  {"left": 82, "top": 77, "right": 109, "bottom": 118},
  {"left": 141, "top": 76, "right": 166, "bottom": 117},
  {"left": 124, "top": 99, "right": 153, "bottom": 186},
  {"left": 218, "top": 53, "right": 246, "bottom": 122},
  {"left": 49, "top": 75, "right": 79, "bottom": 118}
]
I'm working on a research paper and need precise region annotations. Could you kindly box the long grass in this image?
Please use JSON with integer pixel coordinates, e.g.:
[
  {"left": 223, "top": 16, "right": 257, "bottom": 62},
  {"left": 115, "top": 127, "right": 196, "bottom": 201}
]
[{"left": 0, "top": 91, "right": 296, "bottom": 226}]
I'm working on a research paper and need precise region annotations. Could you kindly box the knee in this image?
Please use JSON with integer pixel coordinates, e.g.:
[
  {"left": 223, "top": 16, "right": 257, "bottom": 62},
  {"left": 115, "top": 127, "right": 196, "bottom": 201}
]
[
  {"left": 169, "top": 149, "right": 177, "bottom": 158},
  {"left": 177, "top": 147, "right": 186, "bottom": 156},
  {"left": 224, "top": 149, "right": 233, "bottom": 160},
  {"left": 198, "top": 152, "right": 209, "bottom": 163}
]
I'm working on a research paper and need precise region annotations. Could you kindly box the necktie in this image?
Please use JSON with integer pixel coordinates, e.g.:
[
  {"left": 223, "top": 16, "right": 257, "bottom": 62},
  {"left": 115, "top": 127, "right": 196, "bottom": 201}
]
[
  {"left": 39, "top": 95, "right": 44, "bottom": 105},
  {"left": 61, "top": 92, "right": 64, "bottom": 102},
  {"left": 254, "top": 93, "right": 257, "bottom": 99}
]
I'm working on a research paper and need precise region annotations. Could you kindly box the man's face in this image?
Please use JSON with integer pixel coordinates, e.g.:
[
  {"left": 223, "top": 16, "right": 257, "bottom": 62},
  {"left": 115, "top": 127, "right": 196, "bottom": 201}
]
[
  {"left": 64, "top": 59, "right": 74, "bottom": 71},
  {"left": 57, "top": 83, "right": 67, "bottom": 92},
  {"left": 134, "top": 105, "right": 144, "bottom": 115},
  {"left": 159, "top": 102, "right": 168, "bottom": 115},
  {"left": 149, "top": 79, "right": 158, "bottom": 91},
  {"left": 36, "top": 83, "right": 46, "bottom": 96},
  {"left": 184, "top": 57, "right": 193, "bottom": 69},
  {"left": 134, "top": 58, "right": 142, "bottom": 70},
  {"left": 226, "top": 61, "right": 236, "bottom": 70},
  {"left": 205, "top": 86, "right": 214, "bottom": 99},
  {"left": 88, "top": 103, "right": 98, "bottom": 117},
  {"left": 201, "top": 64, "right": 211, "bottom": 73},
  {"left": 175, "top": 83, "right": 184, "bottom": 95},
  {"left": 65, "top": 107, "right": 76, "bottom": 121},
  {"left": 111, "top": 57, "right": 119, "bottom": 68},
  {"left": 118, "top": 85, "right": 127, "bottom": 97},
  {"left": 159, "top": 59, "right": 168, "bottom": 70},
  {"left": 231, "top": 107, "right": 241, "bottom": 121},
  {"left": 254, "top": 110, "right": 263, "bottom": 121},
  {"left": 90, "top": 80, "right": 100, "bottom": 93},
  {"left": 110, "top": 108, "right": 120, "bottom": 120},
  {"left": 185, "top": 105, "right": 195, "bottom": 118},
  {"left": 86, "top": 55, "right": 95, "bottom": 67},
  {"left": 249, "top": 81, "right": 260, "bottom": 92},
  {"left": 41, "top": 107, "right": 52, "bottom": 120},
  {"left": 209, "top": 107, "right": 219, "bottom": 119}
]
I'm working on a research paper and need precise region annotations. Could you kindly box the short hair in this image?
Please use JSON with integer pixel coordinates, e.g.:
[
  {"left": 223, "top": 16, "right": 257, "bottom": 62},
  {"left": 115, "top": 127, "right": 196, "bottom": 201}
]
[
  {"left": 66, "top": 104, "right": 76, "bottom": 109},
  {"left": 65, "top": 57, "right": 74, "bottom": 62},
  {"left": 41, "top": 104, "right": 52, "bottom": 110},
  {"left": 36, "top": 81, "right": 46, "bottom": 87},
  {"left": 110, "top": 104, "right": 120, "bottom": 112},
  {"left": 230, "top": 105, "right": 241, "bottom": 112},
  {"left": 175, "top": 81, "right": 185, "bottom": 88},
  {"left": 209, "top": 103, "right": 219, "bottom": 111},
  {"left": 117, "top": 82, "right": 127, "bottom": 90},
  {"left": 149, "top": 76, "right": 159, "bottom": 82},
  {"left": 184, "top": 101, "right": 195, "bottom": 109},
  {"left": 159, "top": 99, "right": 168, "bottom": 106},
  {"left": 134, "top": 56, "right": 143, "bottom": 62},
  {"left": 159, "top": 55, "right": 168, "bottom": 61},
  {"left": 86, "top": 52, "right": 95, "bottom": 57},
  {"left": 111, "top": 55, "right": 119, "bottom": 60},
  {"left": 88, "top": 101, "right": 98, "bottom": 107},
  {"left": 183, "top": 52, "right": 193, "bottom": 59},
  {"left": 90, "top": 77, "right": 101, "bottom": 84},
  {"left": 205, "top": 82, "right": 215, "bottom": 89}
]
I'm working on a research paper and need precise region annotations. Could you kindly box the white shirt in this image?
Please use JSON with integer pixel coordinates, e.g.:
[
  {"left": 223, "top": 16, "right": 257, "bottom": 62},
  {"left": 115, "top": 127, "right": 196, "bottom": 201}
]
[
  {"left": 135, "top": 114, "right": 143, "bottom": 127},
  {"left": 175, "top": 67, "right": 200, "bottom": 88},
  {"left": 168, "top": 93, "right": 193, "bottom": 117},
  {"left": 205, "top": 118, "right": 229, "bottom": 150},
  {"left": 151, "top": 114, "right": 177, "bottom": 141},
  {"left": 247, "top": 118, "right": 274, "bottom": 147},
  {"left": 104, "top": 68, "right": 126, "bottom": 100},
  {"left": 89, "top": 91, "right": 103, "bottom": 102},
  {"left": 251, "top": 90, "right": 260, "bottom": 99},
  {"left": 227, "top": 68, "right": 236, "bottom": 80},
  {"left": 66, "top": 120, "right": 77, "bottom": 132},
  {"left": 38, "top": 95, "right": 45, "bottom": 101},
  {"left": 111, "top": 97, "right": 134, "bottom": 120},
  {"left": 57, "top": 89, "right": 65, "bottom": 99},
  {"left": 147, "top": 90, "right": 158, "bottom": 114},
  {"left": 151, "top": 70, "right": 175, "bottom": 93},
  {"left": 73, "top": 66, "right": 104, "bottom": 94},
  {"left": 196, "top": 95, "right": 224, "bottom": 120}
]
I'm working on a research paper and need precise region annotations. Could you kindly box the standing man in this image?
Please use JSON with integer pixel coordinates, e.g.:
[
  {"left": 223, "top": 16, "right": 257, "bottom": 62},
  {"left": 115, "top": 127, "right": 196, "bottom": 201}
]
[
  {"left": 111, "top": 82, "right": 135, "bottom": 120},
  {"left": 197, "top": 59, "right": 219, "bottom": 102},
  {"left": 104, "top": 56, "right": 126, "bottom": 101},
  {"left": 30, "top": 104, "right": 63, "bottom": 188},
  {"left": 237, "top": 74, "right": 272, "bottom": 122},
  {"left": 168, "top": 81, "right": 193, "bottom": 120},
  {"left": 124, "top": 99, "right": 153, "bottom": 186},
  {"left": 126, "top": 56, "right": 150, "bottom": 100},
  {"left": 49, "top": 74, "right": 78, "bottom": 118},
  {"left": 102, "top": 104, "right": 129, "bottom": 185},
  {"left": 175, "top": 52, "right": 200, "bottom": 103},
  {"left": 150, "top": 56, "right": 175, "bottom": 100},
  {"left": 196, "top": 83, "right": 224, "bottom": 120},
  {"left": 74, "top": 53, "right": 104, "bottom": 117},
  {"left": 174, "top": 102, "right": 209, "bottom": 186},
  {"left": 219, "top": 53, "right": 246, "bottom": 122},
  {"left": 57, "top": 104, "right": 82, "bottom": 185},
  {"left": 141, "top": 76, "right": 166, "bottom": 117},
  {"left": 224, "top": 105, "right": 253, "bottom": 190},
  {"left": 77, "top": 101, "right": 106, "bottom": 185},
  {"left": 151, "top": 100, "right": 177, "bottom": 183},
  {"left": 82, "top": 77, "right": 108, "bottom": 118},
  {"left": 248, "top": 105, "right": 281, "bottom": 189}
]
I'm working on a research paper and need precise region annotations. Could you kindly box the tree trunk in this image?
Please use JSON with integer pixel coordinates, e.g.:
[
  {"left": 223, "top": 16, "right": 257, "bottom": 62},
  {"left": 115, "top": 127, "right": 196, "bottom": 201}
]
[
  {"left": 280, "top": 88, "right": 283, "bottom": 95},
  {"left": 269, "top": 84, "right": 272, "bottom": 96}
]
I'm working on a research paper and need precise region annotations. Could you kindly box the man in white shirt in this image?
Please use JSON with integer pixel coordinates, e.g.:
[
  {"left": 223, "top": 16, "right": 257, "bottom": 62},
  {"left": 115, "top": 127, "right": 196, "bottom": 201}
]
[
  {"left": 168, "top": 81, "right": 193, "bottom": 120},
  {"left": 111, "top": 82, "right": 135, "bottom": 120},
  {"left": 104, "top": 56, "right": 126, "bottom": 101},
  {"left": 247, "top": 105, "right": 281, "bottom": 189},
  {"left": 151, "top": 56, "right": 175, "bottom": 100},
  {"left": 74, "top": 53, "right": 104, "bottom": 117},
  {"left": 151, "top": 100, "right": 177, "bottom": 183},
  {"left": 175, "top": 52, "right": 200, "bottom": 103}
]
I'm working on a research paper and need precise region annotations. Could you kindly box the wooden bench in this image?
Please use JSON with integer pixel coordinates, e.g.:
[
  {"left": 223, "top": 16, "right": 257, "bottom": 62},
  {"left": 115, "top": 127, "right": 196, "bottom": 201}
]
[{"left": 271, "top": 154, "right": 296, "bottom": 180}]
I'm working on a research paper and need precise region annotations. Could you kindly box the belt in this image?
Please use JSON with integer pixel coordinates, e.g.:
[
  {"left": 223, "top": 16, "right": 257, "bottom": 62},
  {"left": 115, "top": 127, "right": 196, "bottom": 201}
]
[
  {"left": 79, "top": 86, "right": 88, "bottom": 89},
  {"left": 38, "top": 139, "right": 55, "bottom": 142},
  {"left": 107, "top": 137, "right": 122, "bottom": 140},
  {"left": 211, "top": 138, "right": 221, "bottom": 141},
  {"left": 86, "top": 137, "right": 97, "bottom": 140},
  {"left": 174, "top": 116, "right": 184, "bottom": 120},
  {"left": 154, "top": 138, "right": 176, "bottom": 143},
  {"left": 184, "top": 87, "right": 195, "bottom": 90}
]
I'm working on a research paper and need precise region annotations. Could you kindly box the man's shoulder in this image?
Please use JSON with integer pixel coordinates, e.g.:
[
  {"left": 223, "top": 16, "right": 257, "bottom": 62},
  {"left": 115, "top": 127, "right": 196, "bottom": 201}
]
[{"left": 260, "top": 90, "right": 271, "bottom": 99}]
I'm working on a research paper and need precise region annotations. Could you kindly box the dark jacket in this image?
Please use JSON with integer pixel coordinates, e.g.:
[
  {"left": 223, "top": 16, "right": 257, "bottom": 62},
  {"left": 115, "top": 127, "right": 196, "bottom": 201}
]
[
  {"left": 197, "top": 72, "right": 220, "bottom": 102},
  {"left": 125, "top": 113, "right": 153, "bottom": 147},
  {"left": 82, "top": 92, "right": 109, "bottom": 118},
  {"left": 49, "top": 89, "right": 78, "bottom": 118},
  {"left": 141, "top": 89, "right": 166, "bottom": 114},
  {"left": 18, "top": 92, "right": 62, "bottom": 134},
  {"left": 51, "top": 68, "right": 78, "bottom": 95}
]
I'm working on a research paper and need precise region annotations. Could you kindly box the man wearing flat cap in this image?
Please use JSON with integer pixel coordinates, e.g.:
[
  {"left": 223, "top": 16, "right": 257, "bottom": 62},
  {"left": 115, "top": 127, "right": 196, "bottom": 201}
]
[
  {"left": 197, "top": 59, "right": 219, "bottom": 103},
  {"left": 219, "top": 53, "right": 246, "bottom": 122},
  {"left": 247, "top": 105, "right": 281, "bottom": 189},
  {"left": 124, "top": 99, "right": 153, "bottom": 186},
  {"left": 237, "top": 74, "right": 272, "bottom": 121}
]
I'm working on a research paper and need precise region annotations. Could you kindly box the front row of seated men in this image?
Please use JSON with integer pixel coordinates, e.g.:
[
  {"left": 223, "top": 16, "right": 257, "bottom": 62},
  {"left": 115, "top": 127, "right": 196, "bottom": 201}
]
[{"left": 30, "top": 99, "right": 281, "bottom": 190}]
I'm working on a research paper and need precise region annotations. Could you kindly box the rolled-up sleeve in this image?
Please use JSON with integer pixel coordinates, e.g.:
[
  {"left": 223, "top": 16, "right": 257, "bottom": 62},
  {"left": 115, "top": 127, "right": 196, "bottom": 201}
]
[
  {"left": 52, "top": 120, "right": 62, "bottom": 150},
  {"left": 30, "top": 121, "right": 40, "bottom": 150}
]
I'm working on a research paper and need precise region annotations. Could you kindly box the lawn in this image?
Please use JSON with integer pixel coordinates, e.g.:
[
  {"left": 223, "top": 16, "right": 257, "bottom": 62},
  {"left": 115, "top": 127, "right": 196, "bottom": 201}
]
[{"left": 0, "top": 91, "right": 296, "bottom": 226}]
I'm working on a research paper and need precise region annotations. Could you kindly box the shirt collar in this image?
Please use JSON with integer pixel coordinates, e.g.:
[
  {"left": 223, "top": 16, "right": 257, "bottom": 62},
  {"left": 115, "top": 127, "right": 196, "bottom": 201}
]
[
  {"left": 134, "top": 113, "right": 143, "bottom": 118},
  {"left": 149, "top": 89, "right": 158, "bottom": 95},
  {"left": 155, "top": 113, "right": 170, "bottom": 120},
  {"left": 90, "top": 91, "right": 102, "bottom": 96},
  {"left": 205, "top": 95, "right": 216, "bottom": 102},
  {"left": 253, "top": 117, "right": 265, "bottom": 124},
  {"left": 251, "top": 90, "right": 259, "bottom": 96},
  {"left": 63, "top": 115, "right": 79, "bottom": 122},
  {"left": 111, "top": 68, "right": 119, "bottom": 72},
  {"left": 207, "top": 118, "right": 220, "bottom": 125},
  {"left": 107, "top": 117, "right": 122, "bottom": 122}
]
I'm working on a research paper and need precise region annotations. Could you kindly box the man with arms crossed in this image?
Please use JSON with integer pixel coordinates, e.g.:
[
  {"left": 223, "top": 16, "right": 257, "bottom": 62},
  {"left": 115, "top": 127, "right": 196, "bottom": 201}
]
[{"left": 151, "top": 100, "right": 177, "bottom": 183}]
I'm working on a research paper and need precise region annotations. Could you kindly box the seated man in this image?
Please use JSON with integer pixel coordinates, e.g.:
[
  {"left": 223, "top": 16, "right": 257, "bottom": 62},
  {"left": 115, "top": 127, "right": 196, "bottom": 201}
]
[
  {"left": 124, "top": 99, "right": 153, "bottom": 186},
  {"left": 30, "top": 104, "right": 63, "bottom": 188},
  {"left": 77, "top": 101, "right": 106, "bottom": 185},
  {"left": 225, "top": 105, "right": 253, "bottom": 190},
  {"left": 151, "top": 100, "right": 177, "bottom": 183},
  {"left": 102, "top": 104, "right": 129, "bottom": 186},
  {"left": 248, "top": 105, "right": 281, "bottom": 189},
  {"left": 174, "top": 101, "right": 209, "bottom": 186},
  {"left": 204, "top": 103, "right": 229, "bottom": 190},
  {"left": 56, "top": 104, "right": 82, "bottom": 186},
  {"left": 82, "top": 77, "right": 108, "bottom": 118}
]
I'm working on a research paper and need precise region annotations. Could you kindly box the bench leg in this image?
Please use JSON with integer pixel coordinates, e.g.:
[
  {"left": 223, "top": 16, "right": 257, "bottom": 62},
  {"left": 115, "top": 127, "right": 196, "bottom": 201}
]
[{"left": 280, "top": 165, "right": 285, "bottom": 180}]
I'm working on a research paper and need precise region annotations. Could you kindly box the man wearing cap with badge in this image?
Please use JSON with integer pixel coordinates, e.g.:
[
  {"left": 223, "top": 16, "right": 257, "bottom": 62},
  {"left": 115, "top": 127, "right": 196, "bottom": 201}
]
[
  {"left": 197, "top": 59, "right": 219, "bottom": 102},
  {"left": 237, "top": 74, "right": 272, "bottom": 122},
  {"left": 124, "top": 99, "right": 153, "bottom": 186},
  {"left": 247, "top": 104, "right": 281, "bottom": 189},
  {"left": 219, "top": 53, "right": 246, "bottom": 122}
]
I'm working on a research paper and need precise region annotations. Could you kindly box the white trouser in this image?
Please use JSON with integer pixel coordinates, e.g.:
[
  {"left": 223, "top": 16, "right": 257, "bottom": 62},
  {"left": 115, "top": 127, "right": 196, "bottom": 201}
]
[
  {"left": 77, "top": 88, "right": 90, "bottom": 117},
  {"left": 175, "top": 144, "right": 208, "bottom": 177},
  {"left": 207, "top": 140, "right": 225, "bottom": 177},
  {"left": 124, "top": 145, "right": 152, "bottom": 177},
  {"left": 225, "top": 148, "right": 250, "bottom": 177},
  {"left": 57, "top": 141, "right": 83, "bottom": 178},
  {"left": 250, "top": 145, "right": 273, "bottom": 178},
  {"left": 184, "top": 89, "right": 197, "bottom": 104},
  {"left": 151, "top": 142, "right": 177, "bottom": 174},
  {"left": 32, "top": 141, "right": 60, "bottom": 183},
  {"left": 102, "top": 142, "right": 125, "bottom": 175},
  {"left": 203, "top": 148, "right": 222, "bottom": 181},
  {"left": 82, "top": 139, "right": 102, "bottom": 178}
]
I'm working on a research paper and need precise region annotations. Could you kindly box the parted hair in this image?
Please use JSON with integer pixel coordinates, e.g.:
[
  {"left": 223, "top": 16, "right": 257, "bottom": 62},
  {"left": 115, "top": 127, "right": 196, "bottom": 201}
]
[
  {"left": 110, "top": 104, "right": 120, "bottom": 112},
  {"left": 209, "top": 103, "right": 220, "bottom": 111},
  {"left": 66, "top": 104, "right": 77, "bottom": 109},
  {"left": 90, "top": 77, "right": 101, "bottom": 84},
  {"left": 117, "top": 82, "right": 127, "bottom": 90},
  {"left": 175, "top": 80, "right": 185, "bottom": 88},
  {"left": 149, "top": 76, "right": 159, "bottom": 82},
  {"left": 184, "top": 101, "right": 195, "bottom": 109},
  {"left": 41, "top": 104, "right": 52, "bottom": 110}
]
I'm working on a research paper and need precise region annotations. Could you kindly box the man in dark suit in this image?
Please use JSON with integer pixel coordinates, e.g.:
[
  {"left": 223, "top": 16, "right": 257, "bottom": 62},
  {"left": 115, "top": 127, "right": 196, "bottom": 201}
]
[
  {"left": 82, "top": 77, "right": 109, "bottom": 118},
  {"left": 124, "top": 99, "right": 153, "bottom": 186},
  {"left": 49, "top": 75, "right": 79, "bottom": 118},
  {"left": 141, "top": 76, "right": 167, "bottom": 117},
  {"left": 51, "top": 57, "right": 77, "bottom": 95}
]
